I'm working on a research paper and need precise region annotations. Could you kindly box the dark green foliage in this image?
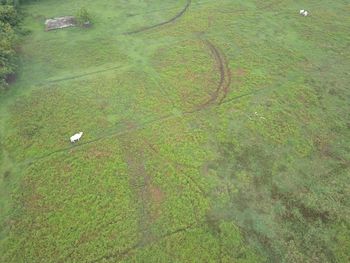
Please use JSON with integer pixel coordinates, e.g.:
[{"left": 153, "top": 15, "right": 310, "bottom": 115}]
[
  {"left": 0, "top": 0, "right": 18, "bottom": 6},
  {"left": 0, "top": 22, "right": 16, "bottom": 88},
  {"left": 0, "top": 2, "right": 19, "bottom": 90},
  {"left": 0, "top": 4, "right": 18, "bottom": 26}
]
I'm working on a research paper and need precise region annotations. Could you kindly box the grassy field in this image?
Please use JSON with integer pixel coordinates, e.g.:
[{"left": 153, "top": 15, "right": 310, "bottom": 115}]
[{"left": 0, "top": 0, "right": 349, "bottom": 262}]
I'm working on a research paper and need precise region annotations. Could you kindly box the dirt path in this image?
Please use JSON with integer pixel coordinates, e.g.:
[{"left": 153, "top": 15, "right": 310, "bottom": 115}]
[{"left": 124, "top": 0, "right": 191, "bottom": 35}]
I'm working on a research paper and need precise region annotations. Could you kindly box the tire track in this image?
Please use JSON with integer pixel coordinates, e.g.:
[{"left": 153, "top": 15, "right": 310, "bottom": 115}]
[
  {"left": 124, "top": 0, "right": 191, "bottom": 35},
  {"left": 188, "top": 38, "right": 231, "bottom": 113},
  {"left": 126, "top": 0, "right": 222, "bottom": 18}
]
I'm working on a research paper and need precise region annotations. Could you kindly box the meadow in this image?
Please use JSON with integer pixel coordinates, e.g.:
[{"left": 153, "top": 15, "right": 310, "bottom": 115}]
[{"left": 0, "top": 0, "right": 349, "bottom": 262}]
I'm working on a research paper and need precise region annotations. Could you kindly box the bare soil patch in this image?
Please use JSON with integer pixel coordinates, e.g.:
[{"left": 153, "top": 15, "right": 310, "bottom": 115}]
[{"left": 234, "top": 68, "right": 246, "bottom": 77}]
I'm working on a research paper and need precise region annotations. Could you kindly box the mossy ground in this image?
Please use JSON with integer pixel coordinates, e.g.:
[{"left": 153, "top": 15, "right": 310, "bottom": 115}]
[{"left": 0, "top": 0, "right": 349, "bottom": 262}]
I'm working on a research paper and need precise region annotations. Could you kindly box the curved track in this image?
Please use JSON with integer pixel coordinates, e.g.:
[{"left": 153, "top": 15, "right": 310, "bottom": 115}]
[
  {"left": 188, "top": 38, "right": 231, "bottom": 113},
  {"left": 124, "top": 0, "right": 191, "bottom": 35}
]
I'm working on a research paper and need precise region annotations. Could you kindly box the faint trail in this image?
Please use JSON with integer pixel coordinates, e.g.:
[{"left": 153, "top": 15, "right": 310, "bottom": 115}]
[
  {"left": 143, "top": 139, "right": 198, "bottom": 170},
  {"left": 218, "top": 46, "right": 232, "bottom": 104},
  {"left": 89, "top": 223, "right": 196, "bottom": 263},
  {"left": 45, "top": 65, "right": 125, "bottom": 83},
  {"left": 24, "top": 64, "right": 130, "bottom": 91},
  {"left": 121, "top": 137, "right": 155, "bottom": 245},
  {"left": 58, "top": 215, "right": 130, "bottom": 263},
  {"left": 89, "top": 242, "right": 141, "bottom": 263},
  {"left": 144, "top": 67, "right": 179, "bottom": 109},
  {"left": 124, "top": 0, "right": 191, "bottom": 35},
  {"left": 20, "top": 113, "right": 173, "bottom": 166},
  {"left": 66, "top": 213, "right": 232, "bottom": 262},
  {"left": 89, "top": 216, "right": 230, "bottom": 263},
  {"left": 143, "top": 139, "right": 207, "bottom": 196},
  {"left": 19, "top": 86, "right": 269, "bottom": 167},
  {"left": 220, "top": 86, "right": 268, "bottom": 105},
  {"left": 218, "top": 0, "right": 283, "bottom": 14}
]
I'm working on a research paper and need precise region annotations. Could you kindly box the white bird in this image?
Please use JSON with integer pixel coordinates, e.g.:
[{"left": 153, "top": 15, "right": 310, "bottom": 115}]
[
  {"left": 70, "top": 132, "right": 83, "bottom": 143},
  {"left": 303, "top": 11, "right": 308, "bottom": 16}
]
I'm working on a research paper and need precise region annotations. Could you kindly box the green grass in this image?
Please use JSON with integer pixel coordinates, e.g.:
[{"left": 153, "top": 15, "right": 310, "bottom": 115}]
[{"left": 0, "top": 0, "right": 349, "bottom": 262}]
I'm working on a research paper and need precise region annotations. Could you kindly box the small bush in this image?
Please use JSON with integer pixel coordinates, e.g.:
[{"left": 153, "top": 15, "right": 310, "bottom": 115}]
[
  {"left": 0, "top": 4, "right": 18, "bottom": 26},
  {"left": 76, "top": 7, "right": 92, "bottom": 27},
  {"left": 0, "top": 3, "right": 19, "bottom": 90}
]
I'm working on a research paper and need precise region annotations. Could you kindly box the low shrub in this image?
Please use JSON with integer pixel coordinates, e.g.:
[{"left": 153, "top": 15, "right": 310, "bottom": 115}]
[
  {"left": 0, "top": 2, "right": 19, "bottom": 90},
  {"left": 76, "top": 7, "right": 92, "bottom": 27}
]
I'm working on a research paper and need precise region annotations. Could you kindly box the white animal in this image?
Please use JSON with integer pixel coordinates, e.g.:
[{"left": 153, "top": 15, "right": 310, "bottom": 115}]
[
  {"left": 70, "top": 132, "right": 83, "bottom": 143},
  {"left": 299, "top": 10, "right": 309, "bottom": 16}
]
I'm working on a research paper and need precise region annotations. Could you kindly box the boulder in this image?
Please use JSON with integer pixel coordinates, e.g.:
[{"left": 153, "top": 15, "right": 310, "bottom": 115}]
[{"left": 45, "top": 16, "right": 76, "bottom": 31}]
